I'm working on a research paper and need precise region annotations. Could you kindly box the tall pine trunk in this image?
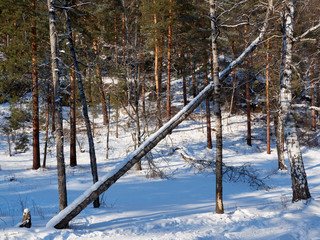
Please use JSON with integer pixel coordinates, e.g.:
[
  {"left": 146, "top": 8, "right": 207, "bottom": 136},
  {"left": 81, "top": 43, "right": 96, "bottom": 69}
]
[
  {"left": 245, "top": 25, "right": 252, "bottom": 146},
  {"left": 166, "top": 0, "right": 173, "bottom": 121},
  {"left": 266, "top": 37, "right": 271, "bottom": 154},
  {"left": 280, "top": 0, "right": 311, "bottom": 202},
  {"left": 31, "top": 0, "right": 40, "bottom": 170},
  {"left": 47, "top": 0, "right": 68, "bottom": 212}
]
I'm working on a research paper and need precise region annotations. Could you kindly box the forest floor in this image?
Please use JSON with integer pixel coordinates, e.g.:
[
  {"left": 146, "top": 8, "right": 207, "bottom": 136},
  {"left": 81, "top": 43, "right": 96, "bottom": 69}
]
[{"left": 1, "top": 92, "right": 320, "bottom": 239}]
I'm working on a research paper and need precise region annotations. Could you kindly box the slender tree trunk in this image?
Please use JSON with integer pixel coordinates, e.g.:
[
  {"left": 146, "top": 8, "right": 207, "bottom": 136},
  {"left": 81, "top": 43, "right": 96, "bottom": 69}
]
[
  {"left": 70, "top": 31, "right": 77, "bottom": 167},
  {"left": 47, "top": 0, "right": 68, "bottom": 212},
  {"left": 210, "top": 0, "right": 224, "bottom": 214},
  {"left": 189, "top": 48, "right": 197, "bottom": 98},
  {"left": 230, "top": 35, "right": 237, "bottom": 115},
  {"left": 310, "top": 62, "right": 316, "bottom": 130},
  {"left": 154, "top": 0, "right": 162, "bottom": 128},
  {"left": 274, "top": 113, "right": 287, "bottom": 170},
  {"left": 43, "top": 79, "right": 51, "bottom": 168},
  {"left": 245, "top": 25, "right": 252, "bottom": 146},
  {"left": 31, "top": 0, "right": 40, "bottom": 170},
  {"left": 167, "top": 0, "right": 173, "bottom": 121},
  {"left": 266, "top": 37, "right": 271, "bottom": 154},
  {"left": 182, "top": 50, "right": 187, "bottom": 106},
  {"left": 93, "top": 39, "right": 109, "bottom": 126},
  {"left": 280, "top": 0, "right": 311, "bottom": 202},
  {"left": 114, "top": 15, "right": 118, "bottom": 68},
  {"left": 65, "top": 4, "right": 100, "bottom": 208}
]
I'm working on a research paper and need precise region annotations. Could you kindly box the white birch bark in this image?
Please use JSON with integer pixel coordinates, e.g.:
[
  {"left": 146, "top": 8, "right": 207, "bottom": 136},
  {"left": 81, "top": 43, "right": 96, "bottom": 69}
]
[{"left": 280, "top": 0, "right": 311, "bottom": 202}]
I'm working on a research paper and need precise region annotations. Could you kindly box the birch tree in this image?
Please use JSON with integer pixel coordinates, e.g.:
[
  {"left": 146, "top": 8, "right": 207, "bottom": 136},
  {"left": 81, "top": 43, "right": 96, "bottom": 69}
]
[
  {"left": 47, "top": 0, "right": 68, "bottom": 211},
  {"left": 279, "top": 0, "right": 311, "bottom": 202}
]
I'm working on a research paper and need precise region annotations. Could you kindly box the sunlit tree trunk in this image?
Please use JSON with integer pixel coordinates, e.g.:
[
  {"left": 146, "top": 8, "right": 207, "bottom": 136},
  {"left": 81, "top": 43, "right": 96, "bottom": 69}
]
[
  {"left": 70, "top": 31, "right": 77, "bottom": 167},
  {"left": 266, "top": 37, "right": 271, "bottom": 154},
  {"left": 167, "top": 0, "right": 173, "bottom": 121},
  {"left": 210, "top": 0, "right": 224, "bottom": 214},
  {"left": 280, "top": 0, "right": 311, "bottom": 202},
  {"left": 47, "top": 0, "right": 68, "bottom": 212},
  {"left": 93, "top": 38, "right": 109, "bottom": 126},
  {"left": 244, "top": 25, "right": 252, "bottom": 146},
  {"left": 31, "top": 0, "right": 40, "bottom": 170}
]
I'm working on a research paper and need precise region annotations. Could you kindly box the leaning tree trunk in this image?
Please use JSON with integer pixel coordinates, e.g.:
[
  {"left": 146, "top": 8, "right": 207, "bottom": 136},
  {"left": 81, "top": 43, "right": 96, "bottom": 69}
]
[
  {"left": 65, "top": 3, "right": 100, "bottom": 208},
  {"left": 47, "top": 2, "right": 273, "bottom": 227},
  {"left": 47, "top": 0, "right": 68, "bottom": 212},
  {"left": 280, "top": 0, "right": 311, "bottom": 202},
  {"left": 210, "top": 0, "right": 224, "bottom": 214}
]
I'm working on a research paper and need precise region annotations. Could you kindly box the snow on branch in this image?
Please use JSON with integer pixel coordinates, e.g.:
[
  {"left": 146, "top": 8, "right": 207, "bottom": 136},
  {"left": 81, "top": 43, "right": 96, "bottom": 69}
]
[{"left": 294, "top": 22, "right": 320, "bottom": 42}]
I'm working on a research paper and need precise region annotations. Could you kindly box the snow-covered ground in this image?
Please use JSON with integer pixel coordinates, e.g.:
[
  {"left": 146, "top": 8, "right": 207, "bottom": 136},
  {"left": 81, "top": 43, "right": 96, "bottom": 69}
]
[{"left": 1, "top": 95, "right": 320, "bottom": 239}]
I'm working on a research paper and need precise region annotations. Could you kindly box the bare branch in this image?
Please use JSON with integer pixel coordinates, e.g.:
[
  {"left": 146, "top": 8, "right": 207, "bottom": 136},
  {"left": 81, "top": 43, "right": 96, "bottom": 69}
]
[{"left": 294, "top": 22, "right": 320, "bottom": 42}]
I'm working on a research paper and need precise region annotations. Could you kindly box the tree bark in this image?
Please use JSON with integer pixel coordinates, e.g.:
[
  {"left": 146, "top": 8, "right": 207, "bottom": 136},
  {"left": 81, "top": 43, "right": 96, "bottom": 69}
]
[
  {"left": 93, "top": 38, "right": 109, "bottom": 126},
  {"left": 266, "top": 37, "right": 271, "bottom": 154},
  {"left": 245, "top": 25, "right": 252, "bottom": 146},
  {"left": 210, "top": 0, "right": 224, "bottom": 214},
  {"left": 280, "top": 0, "right": 311, "bottom": 202},
  {"left": 167, "top": 0, "right": 172, "bottom": 121},
  {"left": 70, "top": 31, "right": 77, "bottom": 167},
  {"left": 31, "top": 0, "right": 40, "bottom": 170},
  {"left": 65, "top": 3, "right": 100, "bottom": 208},
  {"left": 47, "top": 0, "right": 68, "bottom": 212}
]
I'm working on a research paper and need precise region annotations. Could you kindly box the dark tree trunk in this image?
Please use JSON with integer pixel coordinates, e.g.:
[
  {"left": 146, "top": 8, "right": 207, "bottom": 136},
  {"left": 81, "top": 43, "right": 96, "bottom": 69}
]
[
  {"left": 65, "top": 4, "right": 100, "bottom": 208},
  {"left": 31, "top": 0, "right": 40, "bottom": 170}
]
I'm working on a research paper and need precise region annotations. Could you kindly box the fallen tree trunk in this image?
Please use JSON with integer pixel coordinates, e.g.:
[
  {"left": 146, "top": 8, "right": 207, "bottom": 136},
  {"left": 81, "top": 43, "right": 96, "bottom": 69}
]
[{"left": 46, "top": 1, "right": 272, "bottom": 229}]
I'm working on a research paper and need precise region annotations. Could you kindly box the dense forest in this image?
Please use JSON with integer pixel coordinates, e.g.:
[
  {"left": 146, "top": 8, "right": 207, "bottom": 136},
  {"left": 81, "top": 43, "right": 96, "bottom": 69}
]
[{"left": 0, "top": 0, "right": 319, "bottom": 231}]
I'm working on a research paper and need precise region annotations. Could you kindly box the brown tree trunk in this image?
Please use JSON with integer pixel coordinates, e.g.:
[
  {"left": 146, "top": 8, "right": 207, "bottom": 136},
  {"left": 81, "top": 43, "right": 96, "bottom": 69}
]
[
  {"left": 70, "top": 31, "right": 77, "bottom": 167},
  {"left": 245, "top": 25, "right": 252, "bottom": 146},
  {"left": 167, "top": 0, "right": 173, "bottom": 121},
  {"left": 182, "top": 50, "right": 187, "bottom": 106},
  {"left": 93, "top": 39, "right": 109, "bottom": 126},
  {"left": 31, "top": 0, "right": 40, "bottom": 170},
  {"left": 43, "top": 79, "right": 50, "bottom": 168},
  {"left": 154, "top": 0, "right": 162, "bottom": 128},
  {"left": 266, "top": 37, "right": 271, "bottom": 154},
  {"left": 189, "top": 48, "right": 197, "bottom": 98},
  {"left": 229, "top": 36, "right": 237, "bottom": 115},
  {"left": 311, "top": 62, "right": 316, "bottom": 130}
]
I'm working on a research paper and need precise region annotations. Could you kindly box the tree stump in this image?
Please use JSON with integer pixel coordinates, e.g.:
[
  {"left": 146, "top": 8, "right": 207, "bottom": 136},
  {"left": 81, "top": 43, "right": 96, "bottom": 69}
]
[{"left": 19, "top": 208, "right": 31, "bottom": 228}]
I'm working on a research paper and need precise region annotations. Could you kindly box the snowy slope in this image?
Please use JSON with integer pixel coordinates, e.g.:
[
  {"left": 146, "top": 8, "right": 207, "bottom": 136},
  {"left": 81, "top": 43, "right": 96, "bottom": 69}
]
[{"left": 1, "top": 100, "right": 320, "bottom": 239}]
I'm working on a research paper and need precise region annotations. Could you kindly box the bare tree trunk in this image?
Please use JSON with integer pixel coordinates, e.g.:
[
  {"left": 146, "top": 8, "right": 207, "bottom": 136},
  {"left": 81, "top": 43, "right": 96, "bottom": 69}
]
[
  {"left": 210, "top": 0, "right": 224, "bottom": 214},
  {"left": 47, "top": 0, "right": 68, "bottom": 212},
  {"left": 167, "top": 0, "right": 172, "bottom": 121},
  {"left": 65, "top": 4, "right": 100, "bottom": 208},
  {"left": 31, "top": 0, "right": 40, "bottom": 170},
  {"left": 154, "top": 0, "right": 162, "bottom": 128},
  {"left": 189, "top": 48, "right": 197, "bottom": 98},
  {"left": 245, "top": 25, "right": 252, "bottom": 146},
  {"left": 280, "top": 0, "right": 311, "bottom": 202},
  {"left": 274, "top": 112, "right": 287, "bottom": 170},
  {"left": 47, "top": 2, "right": 273, "bottom": 227},
  {"left": 43, "top": 79, "right": 51, "bottom": 168},
  {"left": 70, "top": 30, "right": 77, "bottom": 167},
  {"left": 266, "top": 37, "right": 271, "bottom": 154},
  {"left": 182, "top": 50, "right": 187, "bottom": 106},
  {"left": 229, "top": 35, "right": 237, "bottom": 115},
  {"left": 310, "top": 62, "right": 316, "bottom": 130},
  {"left": 93, "top": 38, "right": 109, "bottom": 126}
]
